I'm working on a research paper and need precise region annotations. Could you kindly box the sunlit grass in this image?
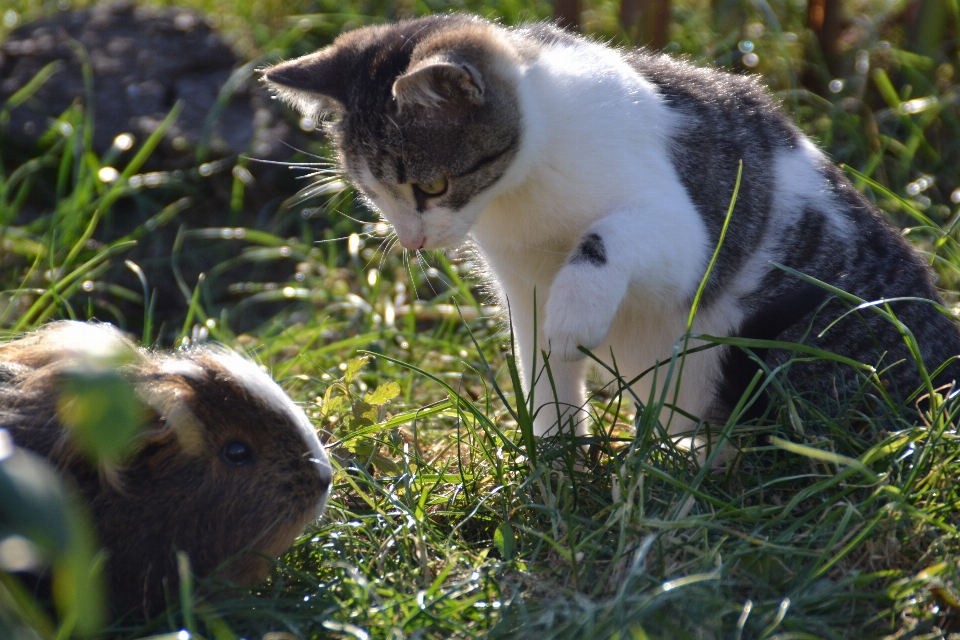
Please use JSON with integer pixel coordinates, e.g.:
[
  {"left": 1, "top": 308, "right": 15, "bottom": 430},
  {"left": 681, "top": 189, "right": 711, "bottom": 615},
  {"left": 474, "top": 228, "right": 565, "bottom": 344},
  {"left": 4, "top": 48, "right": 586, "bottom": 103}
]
[{"left": 4, "top": 0, "right": 960, "bottom": 637}]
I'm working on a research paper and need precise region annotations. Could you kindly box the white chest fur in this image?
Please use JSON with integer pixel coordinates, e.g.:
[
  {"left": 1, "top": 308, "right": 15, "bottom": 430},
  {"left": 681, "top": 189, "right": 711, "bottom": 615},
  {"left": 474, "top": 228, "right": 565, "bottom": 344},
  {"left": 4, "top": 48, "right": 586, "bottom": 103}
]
[{"left": 469, "top": 38, "right": 725, "bottom": 437}]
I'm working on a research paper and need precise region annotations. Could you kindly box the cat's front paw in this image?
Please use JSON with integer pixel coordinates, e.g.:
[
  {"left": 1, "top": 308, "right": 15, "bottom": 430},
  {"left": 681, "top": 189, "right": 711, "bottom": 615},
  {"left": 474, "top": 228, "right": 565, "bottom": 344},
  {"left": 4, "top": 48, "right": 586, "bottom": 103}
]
[{"left": 543, "top": 267, "right": 622, "bottom": 361}]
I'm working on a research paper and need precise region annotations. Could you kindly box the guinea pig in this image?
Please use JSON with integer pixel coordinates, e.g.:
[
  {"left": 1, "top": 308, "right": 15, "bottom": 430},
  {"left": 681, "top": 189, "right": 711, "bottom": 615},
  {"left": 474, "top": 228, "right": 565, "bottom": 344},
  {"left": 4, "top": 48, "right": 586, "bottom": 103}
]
[{"left": 0, "top": 321, "right": 333, "bottom": 618}]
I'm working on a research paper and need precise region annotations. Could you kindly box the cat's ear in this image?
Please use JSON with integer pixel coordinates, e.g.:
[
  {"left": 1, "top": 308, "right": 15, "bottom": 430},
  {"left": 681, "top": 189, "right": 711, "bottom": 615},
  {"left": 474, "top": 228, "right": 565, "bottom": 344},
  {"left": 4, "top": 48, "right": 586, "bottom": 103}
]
[
  {"left": 392, "top": 60, "right": 484, "bottom": 113},
  {"left": 262, "top": 49, "right": 350, "bottom": 114}
]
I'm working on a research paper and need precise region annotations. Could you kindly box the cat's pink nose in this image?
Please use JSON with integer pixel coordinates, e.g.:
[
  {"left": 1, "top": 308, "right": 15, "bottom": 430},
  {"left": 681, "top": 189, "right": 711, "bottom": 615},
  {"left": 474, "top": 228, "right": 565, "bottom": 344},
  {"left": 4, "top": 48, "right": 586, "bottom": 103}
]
[{"left": 403, "top": 237, "right": 425, "bottom": 251}]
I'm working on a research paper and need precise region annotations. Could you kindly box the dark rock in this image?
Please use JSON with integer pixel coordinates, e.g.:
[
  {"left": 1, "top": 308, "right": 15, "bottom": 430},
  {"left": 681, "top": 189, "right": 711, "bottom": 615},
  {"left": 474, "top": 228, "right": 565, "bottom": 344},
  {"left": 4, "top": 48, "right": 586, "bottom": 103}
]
[
  {"left": 0, "top": 2, "right": 296, "bottom": 167},
  {"left": 0, "top": 4, "right": 331, "bottom": 338}
]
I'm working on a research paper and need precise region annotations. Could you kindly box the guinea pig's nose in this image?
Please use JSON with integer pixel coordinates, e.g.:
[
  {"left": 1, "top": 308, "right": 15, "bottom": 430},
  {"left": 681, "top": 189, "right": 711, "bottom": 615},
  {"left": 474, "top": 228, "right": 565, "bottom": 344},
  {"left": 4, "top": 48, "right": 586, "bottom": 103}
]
[
  {"left": 312, "top": 457, "right": 333, "bottom": 493},
  {"left": 310, "top": 457, "right": 333, "bottom": 519},
  {"left": 313, "top": 458, "right": 333, "bottom": 492}
]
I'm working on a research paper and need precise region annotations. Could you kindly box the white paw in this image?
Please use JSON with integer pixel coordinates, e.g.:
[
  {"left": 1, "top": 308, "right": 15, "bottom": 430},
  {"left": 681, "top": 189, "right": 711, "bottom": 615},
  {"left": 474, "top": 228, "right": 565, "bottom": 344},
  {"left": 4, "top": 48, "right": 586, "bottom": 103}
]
[{"left": 543, "top": 266, "right": 620, "bottom": 362}]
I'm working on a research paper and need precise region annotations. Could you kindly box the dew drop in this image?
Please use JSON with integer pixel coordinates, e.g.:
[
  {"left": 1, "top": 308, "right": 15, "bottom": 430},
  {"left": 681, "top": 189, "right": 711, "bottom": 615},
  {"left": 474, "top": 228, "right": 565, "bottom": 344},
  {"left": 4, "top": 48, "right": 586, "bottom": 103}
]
[
  {"left": 0, "top": 536, "right": 38, "bottom": 572},
  {"left": 98, "top": 166, "right": 119, "bottom": 183},
  {"left": 232, "top": 165, "right": 254, "bottom": 185},
  {"left": 113, "top": 133, "right": 135, "bottom": 151},
  {"left": 348, "top": 233, "right": 361, "bottom": 257},
  {"left": 855, "top": 50, "right": 870, "bottom": 74}
]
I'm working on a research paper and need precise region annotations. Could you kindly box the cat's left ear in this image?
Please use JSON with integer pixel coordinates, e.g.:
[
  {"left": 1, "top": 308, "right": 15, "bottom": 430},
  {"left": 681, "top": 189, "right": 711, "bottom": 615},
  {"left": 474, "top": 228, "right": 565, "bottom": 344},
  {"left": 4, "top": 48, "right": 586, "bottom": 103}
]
[
  {"left": 262, "top": 48, "right": 351, "bottom": 115},
  {"left": 392, "top": 59, "right": 485, "bottom": 113}
]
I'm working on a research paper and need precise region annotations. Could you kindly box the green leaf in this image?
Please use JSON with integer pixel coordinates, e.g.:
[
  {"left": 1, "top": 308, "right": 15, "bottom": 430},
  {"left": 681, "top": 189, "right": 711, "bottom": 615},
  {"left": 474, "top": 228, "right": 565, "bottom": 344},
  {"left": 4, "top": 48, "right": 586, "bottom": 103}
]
[
  {"left": 494, "top": 521, "right": 515, "bottom": 561},
  {"left": 351, "top": 400, "right": 374, "bottom": 420},
  {"left": 365, "top": 381, "right": 400, "bottom": 406},
  {"left": 2, "top": 61, "right": 63, "bottom": 112},
  {"left": 343, "top": 356, "right": 371, "bottom": 383},
  {"left": 769, "top": 437, "right": 879, "bottom": 482},
  {"left": 0, "top": 438, "right": 71, "bottom": 553},
  {"left": 346, "top": 416, "right": 374, "bottom": 431},
  {"left": 321, "top": 394, "right": 347, "bottom": 418},
  {"left": 57, "top": 367, "right": 146, "bottom": 462},
  {"left": 630, "top": 625, "right": 651, "bottom": 640},
  {"left": 370, "top": 453, "right": 402, "bottom": 475},
  {"left": 0, "top": 433, "right": 106, "bottom": 636}
]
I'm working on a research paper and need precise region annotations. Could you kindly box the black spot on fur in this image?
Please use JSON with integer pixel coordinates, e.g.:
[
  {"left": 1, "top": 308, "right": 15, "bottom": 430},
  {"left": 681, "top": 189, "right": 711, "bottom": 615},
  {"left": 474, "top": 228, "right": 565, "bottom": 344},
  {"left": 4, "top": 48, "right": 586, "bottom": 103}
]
[{"left": 571, "top": 233, "right": 607, "bottom": 266}]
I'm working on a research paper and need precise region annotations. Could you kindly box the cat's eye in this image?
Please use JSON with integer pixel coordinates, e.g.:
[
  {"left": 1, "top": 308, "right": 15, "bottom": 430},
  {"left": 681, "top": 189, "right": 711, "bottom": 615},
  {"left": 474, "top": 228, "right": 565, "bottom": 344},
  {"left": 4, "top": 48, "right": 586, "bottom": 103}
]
[
  {"left": 413, "top": 176, "right": 448, "bottom": 197},
  {"left": 220, "top": 440, "right": 255, "bottom": 467}
]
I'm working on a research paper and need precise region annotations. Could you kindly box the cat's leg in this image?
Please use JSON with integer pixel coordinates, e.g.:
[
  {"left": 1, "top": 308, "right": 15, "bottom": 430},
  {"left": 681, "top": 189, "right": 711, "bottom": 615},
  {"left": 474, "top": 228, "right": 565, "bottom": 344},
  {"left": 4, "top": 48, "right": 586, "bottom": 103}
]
[
  {"left": 530, "top": 353, "right": 589, "bottom": 438},
  {"left": 543, "top": 207, "right": 720, "bottom": 460},
  {"left": 543, "top": 208, "right": 706, "bottom": 363},
  {"left": 497, "top": 275, "right": 590, "bottom": 438}
]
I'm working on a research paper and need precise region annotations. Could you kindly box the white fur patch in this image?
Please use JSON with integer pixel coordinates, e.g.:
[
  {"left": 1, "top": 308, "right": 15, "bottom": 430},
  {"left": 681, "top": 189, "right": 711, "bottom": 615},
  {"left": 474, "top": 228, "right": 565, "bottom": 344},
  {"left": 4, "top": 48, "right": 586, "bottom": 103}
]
[
  {"left": 158, "top": 359, "right": 205, "bottom": 379},
  {"left": 35, "top": 321, "right": 134, "bottom": 363},
  {"left": 464, "top": 35, "right": 716, "bottom": 436}
]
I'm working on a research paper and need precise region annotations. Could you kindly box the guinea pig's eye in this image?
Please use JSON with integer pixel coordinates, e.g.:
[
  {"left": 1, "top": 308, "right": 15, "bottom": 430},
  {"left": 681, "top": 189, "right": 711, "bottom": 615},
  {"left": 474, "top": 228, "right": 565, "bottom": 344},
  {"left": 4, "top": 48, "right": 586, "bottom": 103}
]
[
  {"left": 413, "top": 176, "right": 448, "bottom": 197},
  {"left": 219, "top": 440, "right": 255, "bottom": 467}
]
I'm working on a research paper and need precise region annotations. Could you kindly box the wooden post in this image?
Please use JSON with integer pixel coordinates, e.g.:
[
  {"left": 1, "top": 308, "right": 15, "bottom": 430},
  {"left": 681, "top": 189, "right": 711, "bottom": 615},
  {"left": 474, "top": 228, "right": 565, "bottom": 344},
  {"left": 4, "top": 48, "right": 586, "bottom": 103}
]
[
  {"left": 555, "top": 0, "right": 581, "bottom": 31},
  {"left": 621, "top": 0, "right": 671, "bottom": 49},
  {"left": 808, "top": 0, "right": 842, "bottom": 75}
]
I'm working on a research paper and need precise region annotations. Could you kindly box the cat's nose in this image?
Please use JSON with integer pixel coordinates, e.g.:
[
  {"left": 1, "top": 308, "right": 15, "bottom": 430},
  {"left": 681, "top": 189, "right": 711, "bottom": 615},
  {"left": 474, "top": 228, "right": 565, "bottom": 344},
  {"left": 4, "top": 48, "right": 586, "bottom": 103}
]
[{"left": 402, "top": 237, "right": 425, "bottom": 250}]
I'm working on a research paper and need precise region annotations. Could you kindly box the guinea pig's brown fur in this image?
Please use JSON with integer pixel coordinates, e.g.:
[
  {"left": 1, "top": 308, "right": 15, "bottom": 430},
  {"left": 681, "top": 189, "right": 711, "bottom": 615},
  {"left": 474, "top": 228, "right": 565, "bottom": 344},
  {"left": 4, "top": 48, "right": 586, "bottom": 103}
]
[{"left": 0, "top": 321, "right": 333, "bottom": 618}]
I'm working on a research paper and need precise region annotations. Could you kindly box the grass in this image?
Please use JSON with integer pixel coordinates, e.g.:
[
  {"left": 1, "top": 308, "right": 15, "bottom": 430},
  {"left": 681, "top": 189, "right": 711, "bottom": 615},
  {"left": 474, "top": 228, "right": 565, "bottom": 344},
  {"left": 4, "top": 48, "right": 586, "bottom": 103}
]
[{"left": 4, "top": 0, "right": 960, "bottom": 637}]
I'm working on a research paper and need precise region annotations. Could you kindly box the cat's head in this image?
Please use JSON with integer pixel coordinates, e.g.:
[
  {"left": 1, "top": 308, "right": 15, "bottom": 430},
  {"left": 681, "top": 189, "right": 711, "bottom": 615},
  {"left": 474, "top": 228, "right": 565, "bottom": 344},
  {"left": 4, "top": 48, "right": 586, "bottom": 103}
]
[{"left": 263, "top": 15, "right": 523, "bottom": 250}]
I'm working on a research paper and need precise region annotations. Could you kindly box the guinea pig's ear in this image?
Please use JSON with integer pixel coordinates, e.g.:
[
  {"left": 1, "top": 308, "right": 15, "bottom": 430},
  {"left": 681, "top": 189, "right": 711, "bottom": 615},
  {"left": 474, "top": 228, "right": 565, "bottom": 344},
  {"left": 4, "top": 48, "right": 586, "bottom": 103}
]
[
  {"left": 131, "top": 375, "right": 206, "bottom": 464},
  {"left": 392, "top": 58, "right": 484, "bottom": 114}
]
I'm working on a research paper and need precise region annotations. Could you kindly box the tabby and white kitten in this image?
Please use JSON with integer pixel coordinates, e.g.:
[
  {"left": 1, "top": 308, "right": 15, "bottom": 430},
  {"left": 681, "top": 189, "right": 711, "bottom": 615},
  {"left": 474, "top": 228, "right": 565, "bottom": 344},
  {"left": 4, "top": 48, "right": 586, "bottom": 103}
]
[{"left": 264, "top": 14, "right": 960, "bottom": 440}]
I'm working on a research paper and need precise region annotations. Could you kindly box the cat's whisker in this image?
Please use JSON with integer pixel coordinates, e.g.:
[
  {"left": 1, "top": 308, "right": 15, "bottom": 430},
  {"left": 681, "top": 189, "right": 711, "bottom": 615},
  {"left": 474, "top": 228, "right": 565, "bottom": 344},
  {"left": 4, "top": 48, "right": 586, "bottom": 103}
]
[
  {"left": 312, "top": 232, "right": 376, "bottom": 245},
  {"left": 291, "top": 182, "right": 346, "bottom": 204},
  {"left": 243, "top": 155, "right": 337, "bottom": 168},
  {"left": 378, "top": 237, "right": 400, "bottom": 275},
  {"left": 272, "top": 139, "right": 339, "bottom": 162},
  {"left": 374, "top": 234, "right": 397, "bottom": 271},
  {"left": 402, "top": 249, "right": 423, "bottom": 303},
  {"left": 363, "top": 235, "right": 393, "bottom": 271},
  {"left": 413, "top": 249, "right": 442, "bottom": 298},
  {"left": 375, "top": 239, "right": 390, "bottom": 273},
  {"left": 294, "top": 169, "right": 342, "bottom": 178}
]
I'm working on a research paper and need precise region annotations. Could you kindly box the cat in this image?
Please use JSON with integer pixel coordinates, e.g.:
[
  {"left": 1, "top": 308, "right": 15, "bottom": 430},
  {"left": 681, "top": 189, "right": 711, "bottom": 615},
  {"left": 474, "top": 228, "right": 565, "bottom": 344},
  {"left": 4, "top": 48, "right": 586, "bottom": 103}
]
[{"left": 263, "top": 14, "right": 960, "bottom": 445}]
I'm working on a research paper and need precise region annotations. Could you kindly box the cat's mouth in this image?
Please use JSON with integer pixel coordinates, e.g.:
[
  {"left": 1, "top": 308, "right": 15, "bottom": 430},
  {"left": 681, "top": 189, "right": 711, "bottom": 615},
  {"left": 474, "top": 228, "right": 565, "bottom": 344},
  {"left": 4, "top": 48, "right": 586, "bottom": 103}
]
[
  {"left": 400, "top": 236, "right": 426, "bottom": 251},
  {"left": 384, "top": 204, "right": 475, "bottom": 251}
]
